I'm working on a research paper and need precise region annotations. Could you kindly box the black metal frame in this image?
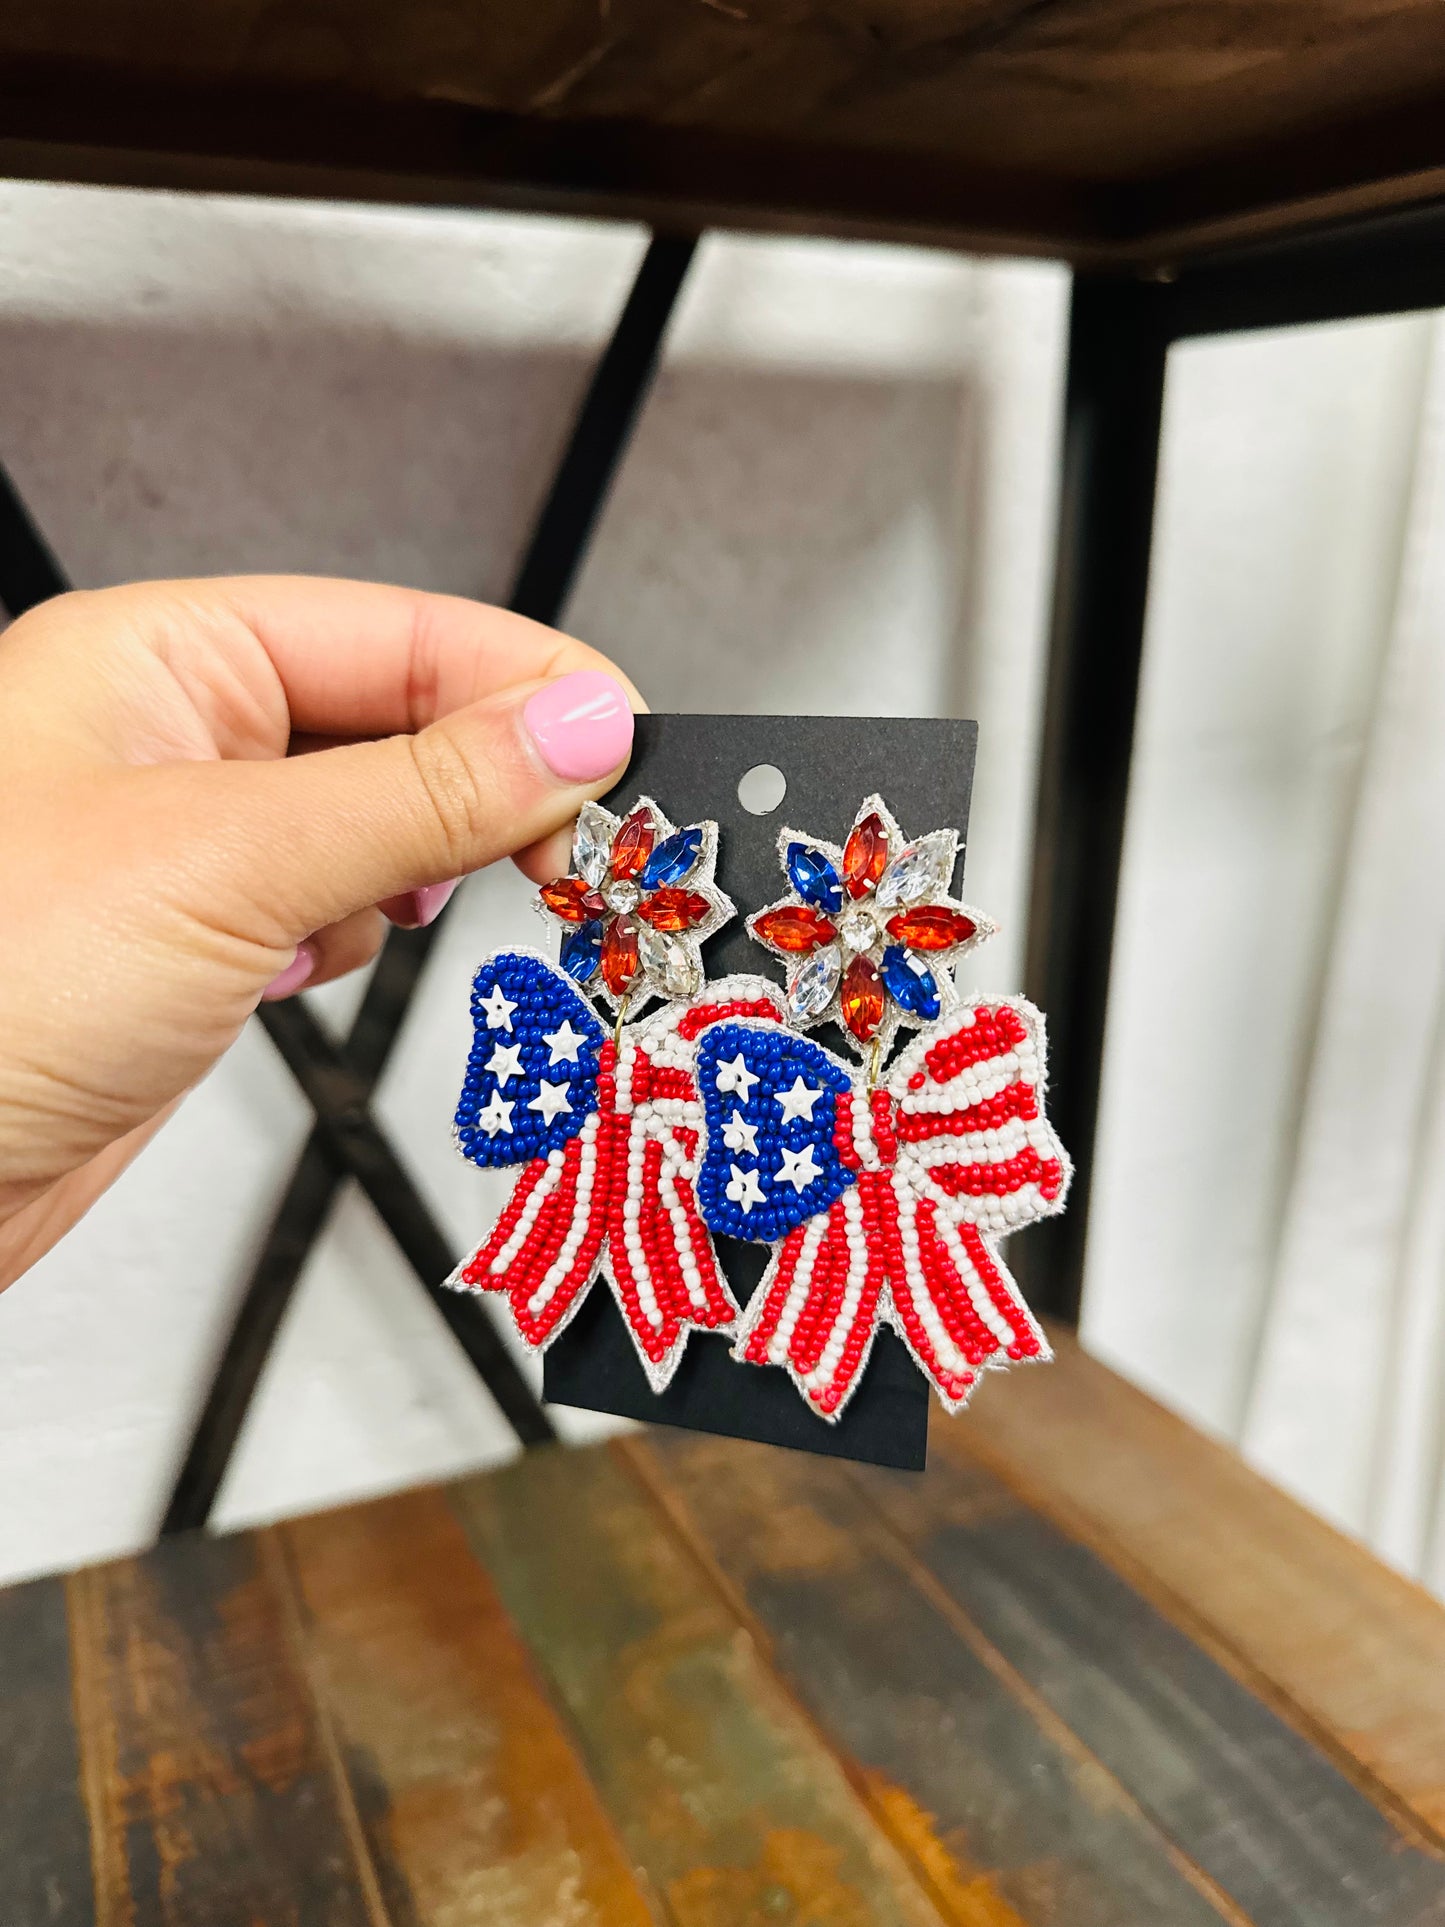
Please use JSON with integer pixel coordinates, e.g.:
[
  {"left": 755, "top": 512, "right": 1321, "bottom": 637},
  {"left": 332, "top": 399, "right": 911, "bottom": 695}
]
[
  {"left": 6, "top": 193, "right": 1445, "bottom": 1487},
  {"left": 1023, "top": 197, "right": 1445, "bottom": 1321},
  {"left": 0, "top": 230, "right": 697, "bottom": 1529}
]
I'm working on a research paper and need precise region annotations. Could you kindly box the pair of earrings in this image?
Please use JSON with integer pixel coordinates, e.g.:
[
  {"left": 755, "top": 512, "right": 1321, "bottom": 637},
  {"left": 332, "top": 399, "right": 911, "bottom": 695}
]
[{"left": 447, "top": 794, "right": 1070, "bottom": 1424}]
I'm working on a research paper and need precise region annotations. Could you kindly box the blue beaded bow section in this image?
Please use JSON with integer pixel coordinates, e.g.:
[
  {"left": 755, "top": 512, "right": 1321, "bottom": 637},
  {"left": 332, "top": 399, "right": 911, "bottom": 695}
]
[
  {"left": 695, "top": 1001, "right": 1070, "bottom": 1420},
  {"left": 449, "top": 948, "right": 786, "bottom": 1390}
]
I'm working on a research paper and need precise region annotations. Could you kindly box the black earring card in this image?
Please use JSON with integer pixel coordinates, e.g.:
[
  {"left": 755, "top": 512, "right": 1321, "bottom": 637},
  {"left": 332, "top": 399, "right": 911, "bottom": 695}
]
[{"left": 542, "top": 713, "right": 979, "bottom": 1471}]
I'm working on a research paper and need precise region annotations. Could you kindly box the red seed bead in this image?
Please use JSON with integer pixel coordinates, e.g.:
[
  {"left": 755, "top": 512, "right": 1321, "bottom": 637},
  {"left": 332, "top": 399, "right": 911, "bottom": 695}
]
[{"left": 678, "top": 994, "right": 784, "bottom": 1040}]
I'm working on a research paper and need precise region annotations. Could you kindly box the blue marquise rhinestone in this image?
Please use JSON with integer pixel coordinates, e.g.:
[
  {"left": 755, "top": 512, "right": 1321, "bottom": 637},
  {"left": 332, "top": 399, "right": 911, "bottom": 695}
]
[
  {"left": 641, "top": 825, "right": 704, "bottom": 889},
  {"left": 881, "top": 943, "right": 940, "bottom": 1019},
  {"left": 560, "top": 920, "right": 603, "bottom": 983},
  {"left": 786, "top": 842, "right": 843, "bottom": 913}
]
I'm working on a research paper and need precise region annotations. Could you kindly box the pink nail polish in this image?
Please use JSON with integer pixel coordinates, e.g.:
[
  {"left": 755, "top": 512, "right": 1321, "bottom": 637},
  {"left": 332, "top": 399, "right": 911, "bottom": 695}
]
[
  {"left": 385, "top": 878, "right": 460, "bottom": 930},
  {"left": 523, "top": 670, "right": 633, "bottom": 783},
  {"left": 263, "top": 941, "right": 317, "bottom": 1001}
]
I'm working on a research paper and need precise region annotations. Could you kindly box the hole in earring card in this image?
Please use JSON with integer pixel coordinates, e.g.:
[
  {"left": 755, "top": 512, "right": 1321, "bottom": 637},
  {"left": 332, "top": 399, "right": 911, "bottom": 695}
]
[{"left": 737, "top": 764, "right": 787, "bottom": 814}]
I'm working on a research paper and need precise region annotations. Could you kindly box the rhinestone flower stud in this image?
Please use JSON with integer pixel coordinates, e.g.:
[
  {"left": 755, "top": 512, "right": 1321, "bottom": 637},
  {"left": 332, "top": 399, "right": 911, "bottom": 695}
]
[
  {"left": 537, "top": 795, "right": 734, "bottom": 1013},
  {"left": 746, "top": 792, "right": 995, "bottom": 1058}
]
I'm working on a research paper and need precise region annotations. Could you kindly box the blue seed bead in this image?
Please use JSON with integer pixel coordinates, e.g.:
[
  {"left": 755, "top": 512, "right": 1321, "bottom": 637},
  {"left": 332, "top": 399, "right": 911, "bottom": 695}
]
[
  {"left": 642, "top": 826, "right": 704, "bottom": 889},
  {"left": 561, "top": 921, "right": 602, "bottom": 983},
  {"left": 786, "top": 842, "right": 843, "bottom": 914},
  {"left": 880, "top": 943, "right": 940, "bottom": 1019}
]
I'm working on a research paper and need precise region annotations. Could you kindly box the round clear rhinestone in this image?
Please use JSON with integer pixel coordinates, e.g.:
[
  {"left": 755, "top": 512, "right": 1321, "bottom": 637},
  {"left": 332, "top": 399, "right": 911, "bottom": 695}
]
[
  {"left": 604, "top": 878, "right": 642, "bottom": 913},
  {"left": 836, "top": 905, "right": 878, "bottom": 953}
]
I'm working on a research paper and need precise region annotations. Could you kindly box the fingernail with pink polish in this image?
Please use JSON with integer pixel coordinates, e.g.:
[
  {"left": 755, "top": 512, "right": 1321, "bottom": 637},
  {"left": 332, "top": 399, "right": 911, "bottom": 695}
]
[
  {"left": 385, "top": 878, "right": 460, "bottom": 930},
  {"left": 523, "top": 670, "right": 633, "bottom": 783},
  {"left": 263, "top": 941, "right": 317, "bottom": 1001}
]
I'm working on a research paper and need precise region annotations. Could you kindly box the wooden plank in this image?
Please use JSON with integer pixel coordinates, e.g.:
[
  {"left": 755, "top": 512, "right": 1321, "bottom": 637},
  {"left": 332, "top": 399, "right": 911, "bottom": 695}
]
[
  {"left": 853, "top": 1443, "right": 1445, "bottom": 1927},
  {"left": 67, "top": 1529, "right": 378, "bottom": 1927},
  {"left": 448, "top": 1442, "right": 949, "bottom": 1927},
  {"left": 0, "top": 1573, "right": 94, "bottom": 1926},
  {"left": 277, "top": 1484, "right": 658, "bottom": 1927},
  {"left": 2, "top": 1, "right": 1445, "bottom": 259},
  {"left": 946, "top": 1330, "right": 1445, "bottom": 1837},
  {"left": 627, "top": 1430, "right": 1241, "bottom": 1927}
]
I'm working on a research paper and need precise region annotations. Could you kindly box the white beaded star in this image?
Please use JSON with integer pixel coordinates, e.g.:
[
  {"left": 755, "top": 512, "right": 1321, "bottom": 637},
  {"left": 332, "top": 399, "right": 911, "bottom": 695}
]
[
  {"left": 486, "top": 1042, "right": 525, "bottom": 1088},
  {"left": 715, "top": 1054, "right": 760, "bottom": 1104},
  {"left": 776, "top": 1076, "right": 822, "bottom": 1123},
  {"left": 544, "top": 1020, "right": 587, "bottom": 1066},
  {"left": 726, "top": 1164, "right": 766, "bottom": 1214},
  {"left": 479, "top": 986, "right": 517, "bottom": 1032},
  {"left": 527, "top": 1080, "right": 573, "bottom": 1123},
  {"left": 721, "top": 1110, "right": 760, "bottom": 1156},
  {"left": 776, "top": 1144, "right": 822, "bottom": 1194},
  {"left": 477, "top": 1091, "right": 514, "bottom": 1136}
]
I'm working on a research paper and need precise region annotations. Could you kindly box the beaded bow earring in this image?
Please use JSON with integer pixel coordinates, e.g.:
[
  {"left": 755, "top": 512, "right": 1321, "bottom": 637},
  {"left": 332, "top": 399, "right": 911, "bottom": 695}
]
[
  {"left": 445, "top": 797, "right": 789, "bottom": 1392},
  {"left": 691, "top": 793, "right": 1071, "bottom": 1421}
]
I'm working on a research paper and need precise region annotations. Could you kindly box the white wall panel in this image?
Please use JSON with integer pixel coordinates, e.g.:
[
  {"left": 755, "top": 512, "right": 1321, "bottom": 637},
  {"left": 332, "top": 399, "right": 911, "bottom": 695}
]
[{"left": 0, "top": 183, "right": 1067, "bottom": 1580}]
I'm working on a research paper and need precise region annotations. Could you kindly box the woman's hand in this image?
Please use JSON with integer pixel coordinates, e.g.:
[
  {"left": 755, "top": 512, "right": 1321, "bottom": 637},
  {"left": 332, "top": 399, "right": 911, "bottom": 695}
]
[{"left": 0, "top": 575, "right": 637, "bottom": 1285}]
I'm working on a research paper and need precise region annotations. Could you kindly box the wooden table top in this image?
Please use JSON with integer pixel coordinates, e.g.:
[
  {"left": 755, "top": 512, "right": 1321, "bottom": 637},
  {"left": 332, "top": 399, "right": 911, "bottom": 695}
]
[
  {"left": 4, "top": 1, "right": 1445, "bottom": 268},
  {"left": 9, "top": 1330, "right": 1445, "bottom": 1925}
]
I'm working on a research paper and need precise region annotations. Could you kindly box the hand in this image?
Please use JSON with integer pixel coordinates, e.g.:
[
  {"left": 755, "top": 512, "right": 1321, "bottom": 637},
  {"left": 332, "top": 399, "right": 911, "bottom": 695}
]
[{"left": 0, "top": 575, "right": 638, "bottom": 1286}]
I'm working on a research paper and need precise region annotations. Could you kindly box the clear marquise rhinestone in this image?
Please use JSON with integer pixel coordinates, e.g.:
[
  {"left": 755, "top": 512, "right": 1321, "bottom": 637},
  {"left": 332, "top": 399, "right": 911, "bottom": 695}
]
[
  {"left": 573, "top": 802, "right": 614, "bottom": 888},
  {"left": 875, "top": 831, "right": 953, "bottom": 908},
  {"left": 637, "top": 923, "right": 700, "bottom": 998},
  {"left": 787, "top": 945, "right": 841, "bottom": 1021}
]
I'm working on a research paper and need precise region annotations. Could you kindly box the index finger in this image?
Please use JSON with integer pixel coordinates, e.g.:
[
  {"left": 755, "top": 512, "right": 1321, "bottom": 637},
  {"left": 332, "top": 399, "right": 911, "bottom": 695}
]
[{"left": 205, "top": 574, "right": 641, "bottom": 738}]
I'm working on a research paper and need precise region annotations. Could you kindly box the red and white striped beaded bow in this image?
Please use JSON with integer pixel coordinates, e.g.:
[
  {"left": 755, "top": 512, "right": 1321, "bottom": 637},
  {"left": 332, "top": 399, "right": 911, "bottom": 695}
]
[
  {"left": 724, "top": 998, "right": 1071, "bottom": 1419},
  {"left": 449, "top": 978, "right": 786, "bottom": 1390}
]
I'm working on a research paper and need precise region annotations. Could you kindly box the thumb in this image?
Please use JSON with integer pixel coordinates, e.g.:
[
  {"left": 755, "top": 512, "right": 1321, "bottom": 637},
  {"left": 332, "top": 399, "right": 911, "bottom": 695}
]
[{"left": 177, "top": 668, "right": 635, "bottom": 946}]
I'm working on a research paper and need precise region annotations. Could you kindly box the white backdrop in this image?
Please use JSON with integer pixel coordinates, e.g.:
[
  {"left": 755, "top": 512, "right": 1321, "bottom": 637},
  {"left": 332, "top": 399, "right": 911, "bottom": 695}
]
[
  {"left": 0, "top": 184, "right": 1064, "bottom": 1580},
  {"left": 3, "top": 180, "right": 1443, "bottom": 1599}
]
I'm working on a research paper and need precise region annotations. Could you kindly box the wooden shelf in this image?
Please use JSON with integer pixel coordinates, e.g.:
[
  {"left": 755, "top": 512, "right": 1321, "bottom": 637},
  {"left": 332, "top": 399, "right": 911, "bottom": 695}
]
[
  {"left": 9, "top": 1331, "right": 1445, "bottom": 1922},
  {"left": 4, "top": 1, "right": 1445, "bottom": 264}
]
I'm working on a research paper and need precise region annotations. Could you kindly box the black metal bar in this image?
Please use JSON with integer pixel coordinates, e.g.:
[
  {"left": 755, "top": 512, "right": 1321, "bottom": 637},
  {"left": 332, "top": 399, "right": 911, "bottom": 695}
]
[
  {"left": 254, "top": 998, "right": 556, "bottom": 1443},
  {"left": 509, "top": 233, "right": 697, "bottom": 624},
  {"left": 162, "top": 230, "right": 699, "bottom": 1527},
  {"left": 1017, "top": 274, "right": 1171, "bottom": 1325},
  {"left": 1165, "top": 194, "right": 1445, "bottom": 341},
  {"left": 159, "top": 926, "right": 466, "bottom": 1533},
  {"left": 0, "top": 463, "right": 66, "bottom": 618}
]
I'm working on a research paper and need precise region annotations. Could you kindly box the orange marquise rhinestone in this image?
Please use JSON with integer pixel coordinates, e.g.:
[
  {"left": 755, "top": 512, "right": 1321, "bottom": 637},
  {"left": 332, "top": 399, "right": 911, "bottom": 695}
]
[
  {"left": 609, "top": 808, "right": 655, "bottom": 880},
  {"left": 885, "top": 906, "right": 977, "bottom": 951},
  {"left": 540, "top": 876, "right": 607, "bottom": 922},
  {"left": 636, "top": 887, "right": 710, "bottom": 933},
  {"left": 601, "top": 914, "right": 640, "bottom": 994},
  {"left": 751, "top": 906, "right": 837, "bottom": 954},
  {"left": 840, "top": 954, "right": 885, "bottom": 1042},
  {"left": 842, "top": 812, "right": 889, "bottom": 899}
]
